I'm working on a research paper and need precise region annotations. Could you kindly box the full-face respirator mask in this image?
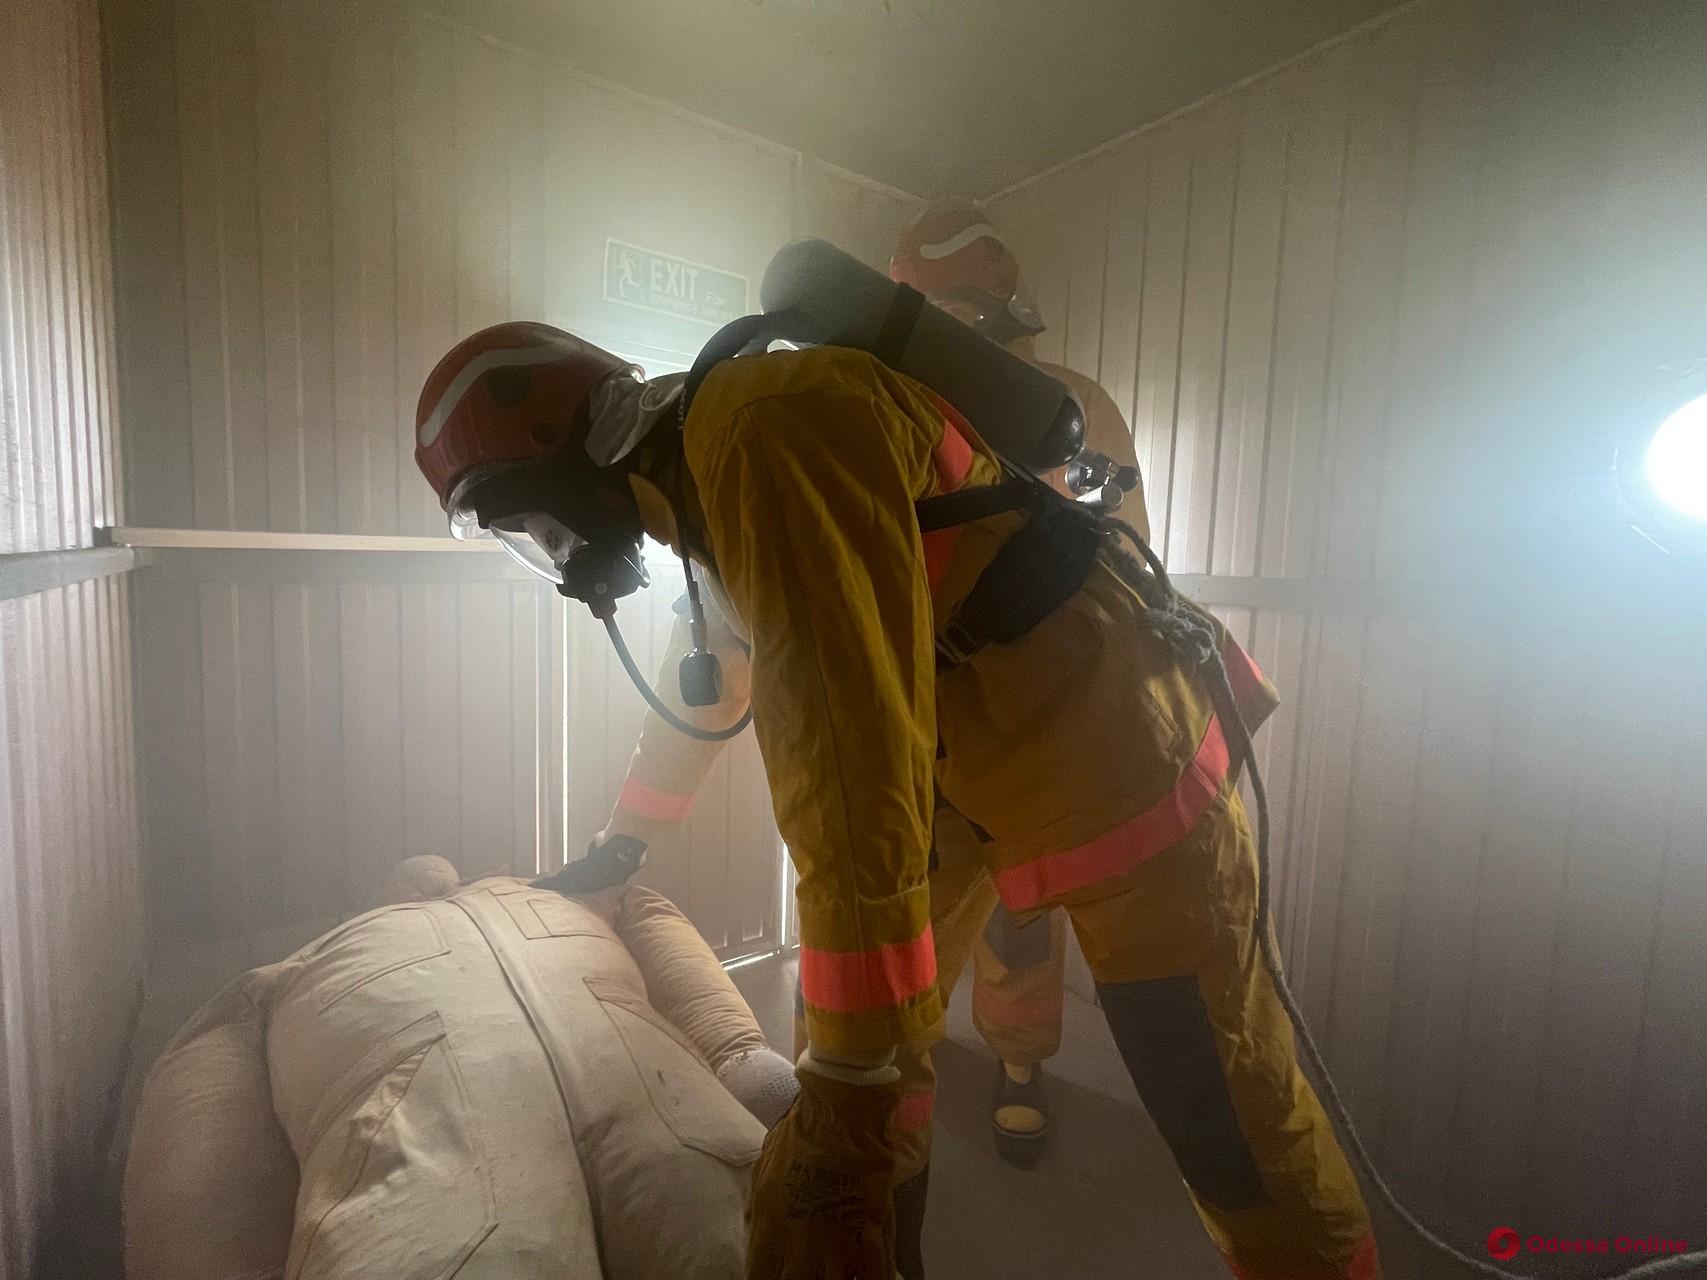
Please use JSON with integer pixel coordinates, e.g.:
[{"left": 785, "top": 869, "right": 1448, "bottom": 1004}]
[
  {"left": 450, "top": 370, "right": 733, "bottom": 731},
  {"left": 447, "top": 441, "right": 652, "bottom": 615}
]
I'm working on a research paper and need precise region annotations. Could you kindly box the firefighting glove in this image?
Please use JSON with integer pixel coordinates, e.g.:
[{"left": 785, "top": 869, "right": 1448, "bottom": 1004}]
[
  {"left": 532, "top": 834, "right": 647, "bottom": 896},
  {"left": 745, "top": 1052, "right": 903, "bottom": 1280}
]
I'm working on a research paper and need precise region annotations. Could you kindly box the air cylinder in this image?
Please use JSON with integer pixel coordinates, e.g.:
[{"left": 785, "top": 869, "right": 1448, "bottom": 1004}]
[{"left": 759, "top": 238, "right": 1084, "bottom": 472}]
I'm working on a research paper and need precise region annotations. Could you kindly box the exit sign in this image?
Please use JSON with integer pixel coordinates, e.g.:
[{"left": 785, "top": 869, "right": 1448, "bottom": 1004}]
[{"left": 603, "top": 239, "right": 749, "bottom": 327}]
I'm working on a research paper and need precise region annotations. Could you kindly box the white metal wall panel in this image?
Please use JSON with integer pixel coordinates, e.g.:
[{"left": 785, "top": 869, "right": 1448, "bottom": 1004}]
[
  {"left": 1, "top": 0, "right": 120, "bottom": 554},
  {"left": 133, "top": 563, "right": 550, "bottom": 937},
  {"left": 988, "top": 0, "right": 1707, "bottom": 1236},
  {"left": 0, "top": 0, "right": 139, "bottom": 1272},
  {"left": 0, "top": 580, "right": 144, "bottom": 1280},
  {"left": 107, "top": 0, "right": 918, "bottom": 952}
]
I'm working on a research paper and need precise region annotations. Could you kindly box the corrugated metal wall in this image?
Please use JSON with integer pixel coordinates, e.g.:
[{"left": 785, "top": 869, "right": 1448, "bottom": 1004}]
[
  {"left": 106, "top": 0, "right": 921, "bottom": 952},
  {"left": 989, "top": 0, "right": 1707, "bottom": 1238},
  {"left": 0, "top": 0, "right": 145, "bottom": 1273}
]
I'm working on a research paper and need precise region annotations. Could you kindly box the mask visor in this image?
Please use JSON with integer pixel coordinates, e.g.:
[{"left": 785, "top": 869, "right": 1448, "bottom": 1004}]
[
  {"left": 491, "top": 515, "right": 583, "bottom": 585},
  {"left": 445, "top": 465, "right": 584, "bottom": 584}
]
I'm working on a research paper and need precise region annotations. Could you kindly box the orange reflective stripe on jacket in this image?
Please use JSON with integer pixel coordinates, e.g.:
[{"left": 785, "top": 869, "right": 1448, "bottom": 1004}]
[
  {"left": 798, "top": 926, "right": 938, "bottom": 1015},
  {"left": 992, "top": 715, "right": 1231, "bottom": 911},
  {"left": 920, "top": 394, "right": 976, "bottom": 592}
]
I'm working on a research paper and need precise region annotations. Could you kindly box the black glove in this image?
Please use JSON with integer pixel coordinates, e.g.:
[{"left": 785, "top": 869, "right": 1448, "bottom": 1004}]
[{"left": 533, "top": 834, "right": 647, "bottom": 895}]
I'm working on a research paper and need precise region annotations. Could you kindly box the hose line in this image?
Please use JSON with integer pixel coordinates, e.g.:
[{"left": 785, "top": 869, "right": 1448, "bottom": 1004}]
[
  {"left": 602, "top": 614, "right": 752, "bottom": 743},
  {"left": 1104, "top": 519, "right": 1707, "bottom": 1280}
]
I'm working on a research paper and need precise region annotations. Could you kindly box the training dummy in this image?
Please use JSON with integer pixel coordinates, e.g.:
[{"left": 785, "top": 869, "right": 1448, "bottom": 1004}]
[{"left": 123, "top": 861, "right": 797, "bottom": 1280}]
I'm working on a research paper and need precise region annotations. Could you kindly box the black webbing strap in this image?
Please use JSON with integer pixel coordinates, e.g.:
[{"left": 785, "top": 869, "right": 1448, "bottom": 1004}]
[
  {"left": 913, "top": 478, "right": 1038, "bottom": 531},
  {"left": 682, "top": 308, "right": 821, "bottom": 409},
  {"left": 874, "top": 284, "right": 926, "bottom": 367},
  {"left": 936, "top": 501, "right": 1105, "bottom": 670}
]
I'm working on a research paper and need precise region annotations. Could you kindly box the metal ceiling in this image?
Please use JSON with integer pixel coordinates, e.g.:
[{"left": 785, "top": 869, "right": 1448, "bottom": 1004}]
[{"left": 427, "top": 0, "right": 1402, "bottom": 198}]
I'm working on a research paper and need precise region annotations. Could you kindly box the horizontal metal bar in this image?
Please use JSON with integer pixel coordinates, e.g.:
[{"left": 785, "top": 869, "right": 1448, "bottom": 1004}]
[
  {"left": 1168, "top": 574, "right": 1410, "bottom": 613},
  {"left": 105, "top": 530, "right": 1707, "bottom": 632},
  {"left": 720, "top": 944, "right": 797, "bottom": 973},
  {"left": 141, "top": 547, "right": 539, "bottom": 585},
  {"left": 110, "top": 526, "right": 502, "bottom": 553},
  {"left": 0, "top": 545, "right": 141, "bottom": 602},
  {"left": 1171, "top": 571, "right": 1707, "bottom": 631}
]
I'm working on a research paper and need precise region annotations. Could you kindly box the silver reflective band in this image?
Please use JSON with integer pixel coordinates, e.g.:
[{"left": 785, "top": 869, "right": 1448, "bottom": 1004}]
[
  {"left": 917, "top": 222, "right": 1002, "bottom": 261},
  {"left": 417, "top": 344, "right": 567, "bottom": 447}
]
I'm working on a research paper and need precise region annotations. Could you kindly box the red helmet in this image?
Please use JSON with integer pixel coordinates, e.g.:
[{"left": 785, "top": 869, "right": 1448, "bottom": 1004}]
[
  {"left": 890, "top": 199, "right": 1019, "bottom": 297},
  {"left": 889, "top": 200, "right": 1042, "bottom": 343},
  {"left": 415, "top": 321, "right": 633, "bottom": 521}
]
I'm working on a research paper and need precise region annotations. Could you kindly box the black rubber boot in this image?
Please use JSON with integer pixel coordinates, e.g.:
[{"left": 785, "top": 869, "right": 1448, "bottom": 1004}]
[
  {"left": 991, "top": 1060, "right": 1049, "bottom": 1169},
  {"left": 893, "top": 1163, "right": 929, "bottom": 1280}
]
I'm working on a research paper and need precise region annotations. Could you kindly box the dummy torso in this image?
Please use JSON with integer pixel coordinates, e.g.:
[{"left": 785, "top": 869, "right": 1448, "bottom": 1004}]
[{"left": 124, "top": 881, "right": 773, "bottom": 1280}]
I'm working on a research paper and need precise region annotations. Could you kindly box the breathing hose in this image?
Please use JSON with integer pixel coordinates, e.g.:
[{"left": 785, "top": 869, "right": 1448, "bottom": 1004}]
[
  {"left": 1103, "top": 518, "right": 1707, "bottom": 1280},
  {"left": 602, "top": 614, "right": 752, "bottom": 743}
]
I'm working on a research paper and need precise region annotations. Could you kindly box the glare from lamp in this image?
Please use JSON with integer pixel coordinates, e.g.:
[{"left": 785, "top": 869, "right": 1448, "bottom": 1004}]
[{"left": 1645, "top": 392, "right": 1707, "bottom": 521}]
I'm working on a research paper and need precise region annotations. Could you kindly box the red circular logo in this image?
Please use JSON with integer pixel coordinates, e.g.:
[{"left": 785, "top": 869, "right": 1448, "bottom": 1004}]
[{"left": 1488, "top": 1227, "right": 1521, "bottom": 1260}]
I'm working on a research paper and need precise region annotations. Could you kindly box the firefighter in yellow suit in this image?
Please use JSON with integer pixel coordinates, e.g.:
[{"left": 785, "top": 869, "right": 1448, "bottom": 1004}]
[
  {"left": 579, "top": 203, "right": 1134, "bottom": 1170},
  {"left": 414, "top": 310, "right": 1381, "bottom": 1280}
]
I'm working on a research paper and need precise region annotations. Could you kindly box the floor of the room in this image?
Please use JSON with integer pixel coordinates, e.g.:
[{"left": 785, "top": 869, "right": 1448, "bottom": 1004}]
[
  {"left": 59, "top": 928, "right": 1483, "bottom": 1280},
  {"left": 730, "top": 954, "right": 1483, "bottom": 1280},
  {"left": 732, "top": 953, "right": 1227, "bottom": 1278}
]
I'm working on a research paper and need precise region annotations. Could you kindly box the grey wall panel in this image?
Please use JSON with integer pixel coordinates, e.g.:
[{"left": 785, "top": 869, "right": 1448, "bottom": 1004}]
[
  {"left": 135, "top": 567, "right": 551, "bottom": 937},
  {"left": 0, "top": 580, "right": 146, "bottom": 1280},
  {"left": 0, "top": 0, "right": 143, "bottom": 1272},
  {"left": 134, "top": 551, "right": 782, "bottom": 961},
  {"left": 990, "top": 0, "right": 1707, "bottom": 1234},
  {"left": 1, "top": 0, "right": 119, "bottom": 555}
]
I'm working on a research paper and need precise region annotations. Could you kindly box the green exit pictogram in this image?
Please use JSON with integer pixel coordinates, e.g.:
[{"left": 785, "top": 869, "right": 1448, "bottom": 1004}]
[{"left": 604, "top": 239, "right": 749, "bottom": 326}]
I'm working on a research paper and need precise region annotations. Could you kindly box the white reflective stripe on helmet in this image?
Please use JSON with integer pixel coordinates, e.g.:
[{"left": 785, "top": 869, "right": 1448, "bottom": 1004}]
[
  {"left": 917, "top": 222, "right": 1003, "bottom": 261},
  {"left": 416, "top": 343, "right": 569, "bottom": 447}
]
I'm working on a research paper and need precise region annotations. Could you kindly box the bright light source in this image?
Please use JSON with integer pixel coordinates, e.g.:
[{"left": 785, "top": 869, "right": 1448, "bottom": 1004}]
[{"left": 1645, "top": 392, "right": 1707, "bottom": 521}]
